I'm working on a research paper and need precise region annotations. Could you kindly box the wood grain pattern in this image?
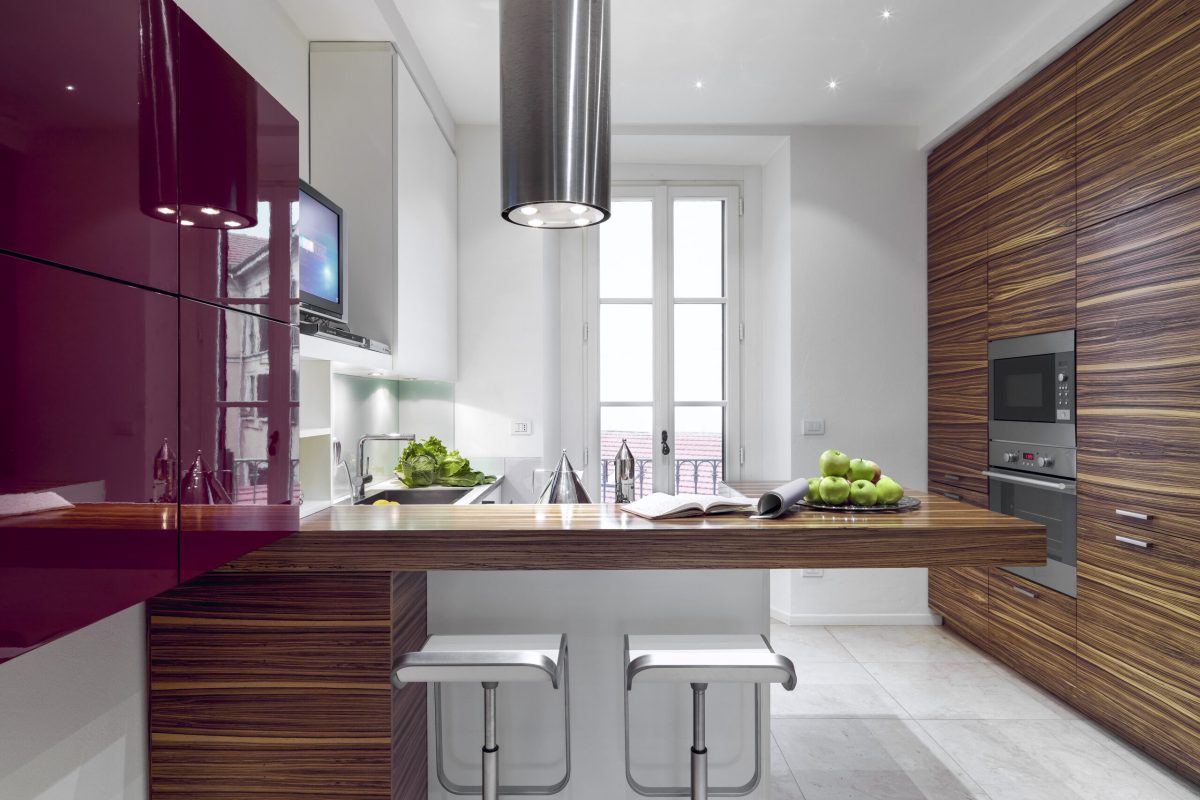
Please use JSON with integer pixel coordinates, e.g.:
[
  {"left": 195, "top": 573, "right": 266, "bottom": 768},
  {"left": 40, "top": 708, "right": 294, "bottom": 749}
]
[
  {"left": 987, "top": 568, "right": 1077, "bottom": 701},
  {"left": 987, "top": 233, "right": 1076, "bottom": 340},
  {"left": 987, "top": 48, "right": 1076, "bottom": 257},
  {"left": 213, "top": 494, "right": 1044, "bottom": 572},
  {"left": 1075, "top": 515, "right": 1200, "bottom": 783},
  {"left": 929, "top": 114, "right": 990, "bottom": 285},
  {"left": 929, "top": 565, "right": 990, "bottom": 649},
  {"left": 148, "top": 572, "right": 427, "bottom": 800},
  {"left": 1076, "top": 0, "right": 1200, "bottom": 228},
  {"left": 1076, "top": 186, "right": 1200, "bottom": 542},
  {"left": 0, "top": 502, "right": 178, "bottom": 530}
]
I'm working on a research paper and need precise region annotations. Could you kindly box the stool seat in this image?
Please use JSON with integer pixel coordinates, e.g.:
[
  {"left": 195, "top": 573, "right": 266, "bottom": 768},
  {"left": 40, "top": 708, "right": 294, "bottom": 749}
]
[
  {"left": 625, "top": 634, "right": 797, "bottom": 690},
  {"left": 393, "top": 633, "right": 567, "bottom": 688}
]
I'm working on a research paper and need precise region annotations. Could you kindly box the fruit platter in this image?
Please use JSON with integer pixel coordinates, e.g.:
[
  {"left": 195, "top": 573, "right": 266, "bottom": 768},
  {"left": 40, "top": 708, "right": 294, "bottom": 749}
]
[{"left": 798, "top": 449, "right": 920, "bottom": 513}]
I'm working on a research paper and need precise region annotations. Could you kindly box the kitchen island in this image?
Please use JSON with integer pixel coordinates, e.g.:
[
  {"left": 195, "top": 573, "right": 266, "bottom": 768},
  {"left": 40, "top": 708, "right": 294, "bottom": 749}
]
[{"left": 146, "top": 493, "right": 1043, "bottom": 800}]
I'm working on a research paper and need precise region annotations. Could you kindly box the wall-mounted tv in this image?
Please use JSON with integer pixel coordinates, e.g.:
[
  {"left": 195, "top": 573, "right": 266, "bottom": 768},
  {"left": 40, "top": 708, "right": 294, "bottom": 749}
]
[{"left": 298, "top": 180, "right": 344, "bottom": 320}]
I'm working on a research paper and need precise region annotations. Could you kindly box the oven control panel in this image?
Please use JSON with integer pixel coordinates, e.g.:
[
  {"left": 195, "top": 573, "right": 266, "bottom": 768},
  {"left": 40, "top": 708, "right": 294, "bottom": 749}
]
[
  {"left": 1054, "top": 352, "right": 1074, "bottom": 422},
  {"left": 989, "top": 441, "right": 1077, "bottom": 479}
]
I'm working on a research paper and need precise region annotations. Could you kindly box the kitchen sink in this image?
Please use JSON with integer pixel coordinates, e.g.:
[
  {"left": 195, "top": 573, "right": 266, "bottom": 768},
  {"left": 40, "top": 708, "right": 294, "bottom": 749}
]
[{"left": 356, "top": 488, "right": 472, "bottom": 505}]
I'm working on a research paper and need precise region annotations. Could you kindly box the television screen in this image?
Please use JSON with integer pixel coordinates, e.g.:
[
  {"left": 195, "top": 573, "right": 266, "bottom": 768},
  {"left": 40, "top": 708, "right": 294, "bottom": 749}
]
[{"left": 298, "top": 181, "right": 343, "bottom": 319}]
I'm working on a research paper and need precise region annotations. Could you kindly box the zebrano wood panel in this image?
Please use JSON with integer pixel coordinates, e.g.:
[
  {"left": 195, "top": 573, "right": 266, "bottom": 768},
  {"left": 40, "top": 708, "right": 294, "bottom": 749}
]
[
  {"left": 929, "top": 565, "right": 990, "bottom": 649},
  {"left": 1076, "top": 515, "right": 1200, "bottom": 783},
  {"left": 987, "top": 48, "right": 1076, "bottom": 257},
  {"left": 1076, "top": 0, "right": 1200, "bottom": 228},
  {"left": 987, "top": 234, "right": 1076, "bottom": 340},
  {"left": 987, "top": 568, "right": 1077, "bottom": 700},
  {"left": 1076, "top": 186, "right": 1200, "bottom": 542},
  {"left": 149, "top": 572, "right": 427, "bottom": 800},
  {"left": 928, "top": 115, "right": 990, "bottom": 285},
  {"left": 213, "top": 494, "right": 1043, "bottom": 572}
]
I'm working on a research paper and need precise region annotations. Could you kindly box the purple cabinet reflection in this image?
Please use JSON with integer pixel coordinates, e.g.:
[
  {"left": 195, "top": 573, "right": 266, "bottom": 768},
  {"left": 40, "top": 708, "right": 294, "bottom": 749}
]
[
  {"left": 0, "top": 0, "right": 179, "bottom": 292},
  {"left": 0, "top": 253, "right": 179, "bottom": 661},
  {"left": 179, "top": 299, "right": 298, "bottom": 581},
  {"left": 177, "top": 12, "right": 300, "bottom": 324}
]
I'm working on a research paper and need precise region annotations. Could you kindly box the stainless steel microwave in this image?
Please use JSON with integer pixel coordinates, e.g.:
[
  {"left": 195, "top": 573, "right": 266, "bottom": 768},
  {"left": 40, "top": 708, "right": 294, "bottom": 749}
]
[{"left": 988, "top": 330, "right": 1075, "bottom": 449}]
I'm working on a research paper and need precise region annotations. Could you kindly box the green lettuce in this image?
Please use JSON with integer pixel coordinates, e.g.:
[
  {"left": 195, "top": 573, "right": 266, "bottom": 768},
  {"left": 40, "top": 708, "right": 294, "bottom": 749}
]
[{"left": 395, "top": 436, "right": 495, "bottom": 488}]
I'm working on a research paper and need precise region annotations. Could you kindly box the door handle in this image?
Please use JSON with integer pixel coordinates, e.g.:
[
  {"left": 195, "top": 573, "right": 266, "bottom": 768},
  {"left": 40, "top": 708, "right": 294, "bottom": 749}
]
[
  {"left": 936, "top": 490, "right": 962, "bottom": 501},
  {"left": 661, "top": 430, "right": 670, "bottom": 455},
  {"left": 1115, "top": 508, "right": 1152, "bottom": 521},
  {"left": 1010, "top": 584, "right": 1038, "bottom": 600},
  {"left": 1114, "top": 535, "right": 1151, "bottom": 549}
]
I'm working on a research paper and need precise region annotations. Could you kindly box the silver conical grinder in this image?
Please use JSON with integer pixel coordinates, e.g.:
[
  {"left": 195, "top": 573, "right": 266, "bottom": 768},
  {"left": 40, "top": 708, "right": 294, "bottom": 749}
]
[
  {"left": 614, "top": 438, "right": 636, "bottom": 502},
  {"left": 537, "top": 450, "right": 592, "bottom": 504}
]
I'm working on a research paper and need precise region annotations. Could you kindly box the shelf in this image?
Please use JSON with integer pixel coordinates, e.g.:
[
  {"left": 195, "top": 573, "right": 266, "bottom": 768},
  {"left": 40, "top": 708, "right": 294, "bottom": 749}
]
[
  {"left": 299, "top": 427, "right": 332, "bottom": 439},
  {"left": 299, "top": 333, "right": 393, "bottom": 375}
]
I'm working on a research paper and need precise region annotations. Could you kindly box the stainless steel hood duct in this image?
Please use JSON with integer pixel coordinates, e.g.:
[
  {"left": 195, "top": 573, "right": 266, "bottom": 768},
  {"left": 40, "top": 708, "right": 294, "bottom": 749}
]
[{"left": 500, "top": 0, "right": 610, "bottom": 229}]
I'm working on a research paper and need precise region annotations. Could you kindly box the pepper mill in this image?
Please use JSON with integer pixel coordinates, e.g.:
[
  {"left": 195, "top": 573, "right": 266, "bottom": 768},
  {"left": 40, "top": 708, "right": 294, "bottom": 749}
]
[
  {"left": 614, "top": 438, "right": 636, "bottom": 503},
  {"left": 151, "top": 437, "right": 177, "bottom": 503}
]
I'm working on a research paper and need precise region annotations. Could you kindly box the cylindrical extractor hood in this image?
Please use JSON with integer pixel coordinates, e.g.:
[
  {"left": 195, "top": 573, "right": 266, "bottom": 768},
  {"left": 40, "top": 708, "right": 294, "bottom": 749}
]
[{"left": 500, "top": 0, "right": 610, "bottom": 229}]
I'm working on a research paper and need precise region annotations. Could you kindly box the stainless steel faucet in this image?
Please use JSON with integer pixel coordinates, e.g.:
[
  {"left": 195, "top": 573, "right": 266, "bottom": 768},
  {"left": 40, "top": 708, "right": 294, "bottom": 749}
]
[{"left": 354, "top": 433, "right": 416, "bottom": 501}]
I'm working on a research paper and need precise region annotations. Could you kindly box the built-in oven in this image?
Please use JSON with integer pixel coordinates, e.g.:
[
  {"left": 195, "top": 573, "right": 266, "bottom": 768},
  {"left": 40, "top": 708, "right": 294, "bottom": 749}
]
[{"left": 988, "top": 330, "right": 1075, "bottom": 449}]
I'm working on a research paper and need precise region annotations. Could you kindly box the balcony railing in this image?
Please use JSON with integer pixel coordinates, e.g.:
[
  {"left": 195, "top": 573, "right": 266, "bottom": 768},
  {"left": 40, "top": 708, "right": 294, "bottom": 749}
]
[{"left": 599, "top": 457, "right": 723, "bottom": 501}]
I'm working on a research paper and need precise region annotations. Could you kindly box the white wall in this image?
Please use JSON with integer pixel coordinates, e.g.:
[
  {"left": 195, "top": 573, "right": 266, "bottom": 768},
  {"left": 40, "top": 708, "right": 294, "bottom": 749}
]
[
  {"left": 0, "top": 606, "right": 147, "bottom": 800},
  {"left": 454, "top": 126, "right": 554, "bottom": 460},
  {"left": 175, "top": 0, "right": 310, "bottom": 179},
  {"left": 778, "top": 125, "right": 932, "bottom": 625}
]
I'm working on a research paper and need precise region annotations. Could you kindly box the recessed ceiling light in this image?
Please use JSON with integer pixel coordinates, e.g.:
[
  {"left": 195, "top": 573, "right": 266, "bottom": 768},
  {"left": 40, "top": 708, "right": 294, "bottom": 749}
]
[
  {"left": 156, "top": 206, "right": 175, "bottom": 215},
  {"left": 694, "top": 80, "right": 704, "bottom": 89},
  {"left": 574, "top": 217, "right": 589, "bottom": 226},
  {"left": 529, "top": 218, "right": 545, "bottom": 227},
  {"left": 200, "top": 206, "right": 220, "bottom": 215},
  {"left": 827, "top": 79, "right": 839, "bottom": 91},
  {"left": 65, "top": 85, "right": 76, "bottom": 92},
  {"left": 180, "top": 219, "right": 195, "bottom": 227},
  {"left": 881, "top": 9, "right": 893, "bottom": 20},
  {"left": 224, "top": 220, "right": 242, "bottom": 228},
  {"left": 569, "top": 204, "right": 587, "bottom": 214},
  {"left": 520, "top": 206, "right": 538, "bottom": 216},
  {"left": 369, "top": 371, "right": 384, "bottom": 377}
]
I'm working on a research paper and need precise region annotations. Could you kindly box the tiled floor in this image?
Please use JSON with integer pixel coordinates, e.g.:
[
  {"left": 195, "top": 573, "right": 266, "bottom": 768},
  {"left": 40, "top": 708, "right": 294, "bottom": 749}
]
[{"left": 768, "top": 623, "right": 1200, "bottom": 800}]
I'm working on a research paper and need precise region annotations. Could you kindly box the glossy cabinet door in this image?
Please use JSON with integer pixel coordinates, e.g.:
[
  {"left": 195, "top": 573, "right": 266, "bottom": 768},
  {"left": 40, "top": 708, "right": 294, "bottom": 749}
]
[
  {"left": 179, "top": 299, "right": 298, "bottom": 582},
  {"left": 0, "top": 0, "right": 179, "bottom": 292},
  {"left": 177, "top": 12, "right": 299, "bottom": 325},
  {"left": 0, "top": 253, "right": 179, "bottom": 661}
]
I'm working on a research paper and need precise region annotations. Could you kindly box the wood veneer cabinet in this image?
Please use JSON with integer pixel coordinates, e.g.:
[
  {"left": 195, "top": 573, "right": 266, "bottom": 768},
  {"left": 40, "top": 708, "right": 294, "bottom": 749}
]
[
  {"left": 1076, "top": 0, "right": 1200, "bottom": 228},
  {"left": 987, "top": 568, "right": 1077, "bottom": 700},
  {"left": 987, "top": 49, "right": 1076, "bottom": 257},
  {"left": 987, "top": 234, "right": 1076, "bottom": 341}
]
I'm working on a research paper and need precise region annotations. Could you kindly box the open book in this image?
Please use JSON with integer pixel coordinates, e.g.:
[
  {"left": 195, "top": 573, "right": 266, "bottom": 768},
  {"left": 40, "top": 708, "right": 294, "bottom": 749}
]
[{"left": 621, "top": 492, "right": 755, "bottom": 520}]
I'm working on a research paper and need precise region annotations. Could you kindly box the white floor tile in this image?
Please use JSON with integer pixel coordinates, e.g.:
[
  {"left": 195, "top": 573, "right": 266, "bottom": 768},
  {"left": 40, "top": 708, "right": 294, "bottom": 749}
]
[
  {"left": 774, "top": 717, "right": 989, "bottom": 800},
  {"left": 769, "top": 623, "right": 857, "bottom": 663},
  {"left": 919, "top": 719, "right": 1190, "bottom": 800},
  {"left": 1073, "top": 720, "right": 1200, "bottom": 799},
  {"left": 771, "top": 734, "right": 808, "bottom": 800},
  {"left": 828, "top": 626, "right": 990, "bottom": 664},
  {"left": 772, "top": 662, "right": 909, "bottom": 719},
  {"left": 861, "top": 662, "right": 1074, "bottom": 720}
]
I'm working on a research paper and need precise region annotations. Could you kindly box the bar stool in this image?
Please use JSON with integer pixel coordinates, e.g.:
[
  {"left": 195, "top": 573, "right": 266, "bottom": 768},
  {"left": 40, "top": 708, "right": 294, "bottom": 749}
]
[
  {"left": 393, "top": 634, "right": 571, "bottom": 800},
  {"left": 623, "top": 634, "right": 797, "bottom": 800}
]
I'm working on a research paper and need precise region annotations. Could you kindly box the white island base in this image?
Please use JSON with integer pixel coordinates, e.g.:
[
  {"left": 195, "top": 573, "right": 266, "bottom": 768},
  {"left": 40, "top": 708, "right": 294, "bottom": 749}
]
[{"left": 427, "top": 570, "right": 772, "bottom": 800}]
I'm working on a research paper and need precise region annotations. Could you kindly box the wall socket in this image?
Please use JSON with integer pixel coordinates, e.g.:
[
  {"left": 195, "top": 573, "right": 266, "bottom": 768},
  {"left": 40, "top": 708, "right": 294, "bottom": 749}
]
[
  {"left": 801, "top": 568, "right": 824, "bottom": 578},
  {"left": 511, "top": 420, "right": 532, "bottom": 436},
  {"left": 802, "top": 418, "right": 826, "bottom": 436}
]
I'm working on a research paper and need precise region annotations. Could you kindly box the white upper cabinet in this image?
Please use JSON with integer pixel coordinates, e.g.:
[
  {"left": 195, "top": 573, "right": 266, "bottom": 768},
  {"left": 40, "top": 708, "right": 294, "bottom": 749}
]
[{"left": 310, "top": 43, "right": 457, "bottom": 381}]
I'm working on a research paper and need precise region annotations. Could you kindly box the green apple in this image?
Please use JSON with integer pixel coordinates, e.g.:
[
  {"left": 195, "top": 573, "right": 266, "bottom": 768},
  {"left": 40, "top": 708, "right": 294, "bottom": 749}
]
[
  {"left": 847, "top": 458, "right": 881, "bottom": 483},
  {"left": 818, "top": 449, "right": 851, "bottom": 477},
  {"left": 849, "top": 479, "right": 878, "bottom": 506},
  {"left": 875, "top": 476, "right": 904, "bottom": 505},
  {"left": 818, "top": 476, "right": 851, "bottom": 505},
  {"left": 804, "top": 477, "right": 822, "bottom": 502}
]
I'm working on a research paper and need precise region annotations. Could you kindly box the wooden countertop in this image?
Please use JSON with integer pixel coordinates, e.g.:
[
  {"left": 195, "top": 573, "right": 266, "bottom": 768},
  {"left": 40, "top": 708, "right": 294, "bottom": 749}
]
[{"left": 219, "top": 491, "right": 1043, "bottom": 572}]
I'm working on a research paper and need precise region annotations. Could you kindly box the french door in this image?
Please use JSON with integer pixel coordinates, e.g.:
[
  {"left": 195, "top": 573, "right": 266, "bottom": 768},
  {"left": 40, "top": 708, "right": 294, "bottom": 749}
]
[{"left": 586, "top": 184, "right": 741, "bottom": 500}]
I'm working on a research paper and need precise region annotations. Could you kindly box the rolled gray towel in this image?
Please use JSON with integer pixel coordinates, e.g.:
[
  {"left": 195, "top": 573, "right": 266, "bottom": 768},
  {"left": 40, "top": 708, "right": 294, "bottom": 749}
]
[{"left": 754, "top": 478, "right": 811, "bottom": 519}]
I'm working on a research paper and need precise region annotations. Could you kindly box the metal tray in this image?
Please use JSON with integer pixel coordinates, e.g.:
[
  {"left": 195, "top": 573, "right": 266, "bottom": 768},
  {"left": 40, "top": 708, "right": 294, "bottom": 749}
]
[{"left": 796, "top": 496, "right": 921, "bottom": 513}]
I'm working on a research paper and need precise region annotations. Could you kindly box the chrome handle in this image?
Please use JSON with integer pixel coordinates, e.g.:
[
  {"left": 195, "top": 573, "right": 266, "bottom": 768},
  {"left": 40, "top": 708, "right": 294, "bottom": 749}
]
[
  {"left": 1115, "top": 508, "right": 1152, "bottom": 521},
  {"left": 981, "top": 470, "right": 1070, "bottom": 492},
  {"left": 1011, "top": 584, "right": 1037, "bottom": 599},
  {"left": 1114, "top": 535, "right": 1151, "bottom": 549},
  {"left": 941, "top": 473, "right": 961, "bottom": 482},
  {"left": 936, "top": 490, "right": 962, "bottom": 501}
]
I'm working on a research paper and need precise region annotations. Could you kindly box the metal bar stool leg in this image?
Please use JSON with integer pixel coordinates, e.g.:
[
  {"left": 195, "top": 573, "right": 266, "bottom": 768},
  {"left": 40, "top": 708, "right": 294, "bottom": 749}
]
[
  {"left": 690, "top": 683, "right": 708, "bottom": 800},
  {"left": 482, "top": 682, "right": 499, "bottom": 800}
]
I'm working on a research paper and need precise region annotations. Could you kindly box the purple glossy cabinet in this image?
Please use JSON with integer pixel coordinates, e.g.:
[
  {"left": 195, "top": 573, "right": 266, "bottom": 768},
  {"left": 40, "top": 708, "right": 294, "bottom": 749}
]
[
  {"left": 0, "top": 254, "right": 179, "bottom": 661},
  {"left": 177, "top": 13, "right": 300, "bottom": 324},
  {"left": 0, "top": 0, "right": 179, "bottom": 292},
  {"left": 179, "top": 299, "right": 298, "bottom": 582}
]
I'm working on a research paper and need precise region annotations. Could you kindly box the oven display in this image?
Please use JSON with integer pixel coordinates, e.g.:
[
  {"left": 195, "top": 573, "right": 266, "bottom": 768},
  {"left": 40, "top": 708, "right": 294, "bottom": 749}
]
[{"left": 1023, "top": 452, "right": 1035, "bottom": 460}]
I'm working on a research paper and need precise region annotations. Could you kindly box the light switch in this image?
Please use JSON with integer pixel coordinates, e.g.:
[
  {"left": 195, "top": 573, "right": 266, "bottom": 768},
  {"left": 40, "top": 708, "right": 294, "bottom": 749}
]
[
  {"left": 802, "top": 418, "right": 825, "bottom": 436},
  {"left": 511, "top": 420, "right": 532, "bottom": 435}
]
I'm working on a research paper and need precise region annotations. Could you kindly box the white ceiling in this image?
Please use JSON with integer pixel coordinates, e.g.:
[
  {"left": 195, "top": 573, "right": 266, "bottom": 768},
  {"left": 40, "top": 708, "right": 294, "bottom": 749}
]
[{"left": 281, "top": 0, "right": 1129, "bottom": 148}]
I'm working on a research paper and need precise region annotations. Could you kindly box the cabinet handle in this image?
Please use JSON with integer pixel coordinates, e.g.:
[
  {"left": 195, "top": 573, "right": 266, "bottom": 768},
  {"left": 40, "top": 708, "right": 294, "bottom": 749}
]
[
  {"left": 1115, "top": 508, "right": 1152, "bottom": 521},
  {"left": 1010, "top": 584, "right": 1037, "bottom": 600},
  {"left": 1114, "top": 535, "right": 1151, "bottom": 549},
  {"left": 941, "top": 473, "right": 961, "bottom": 482},
  {"left": 937, "top": 490, "right": 962, "bottom": 501}
]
